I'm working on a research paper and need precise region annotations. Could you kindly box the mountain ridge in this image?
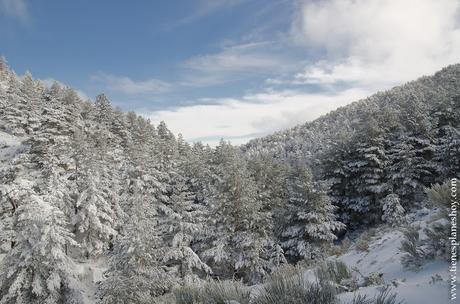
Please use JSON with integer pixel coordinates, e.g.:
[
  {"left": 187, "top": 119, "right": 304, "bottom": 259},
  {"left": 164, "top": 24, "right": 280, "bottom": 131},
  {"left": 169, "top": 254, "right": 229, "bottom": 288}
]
[{"left": 243, "top": 63, "right": 460, "bottom": 158}]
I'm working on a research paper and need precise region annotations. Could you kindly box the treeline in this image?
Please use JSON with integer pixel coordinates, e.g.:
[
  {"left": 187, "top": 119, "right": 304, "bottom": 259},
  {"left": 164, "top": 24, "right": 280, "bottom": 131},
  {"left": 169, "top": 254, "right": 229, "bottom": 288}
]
[
  {"left": 0, "top": 58, "right": 459, "bottom": 303},
  {"left": 244, "top": 64, "right": 460, "bottom": 227},
  {"left": 0, "top": 58, "right": 343, "bottom": 303}
]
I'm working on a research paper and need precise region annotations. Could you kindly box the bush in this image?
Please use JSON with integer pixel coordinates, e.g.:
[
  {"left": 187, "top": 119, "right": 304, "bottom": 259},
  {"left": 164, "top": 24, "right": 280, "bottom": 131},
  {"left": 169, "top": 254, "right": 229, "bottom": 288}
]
[
  {"left": 201, "top": 280, "right": 251, "bottom": 304},
  {"left": 426, "top": 181, "right": 451, "bottom": 212},
  {"left": 315, "top": 260, "right": 351, "bottom": 285},
  {"left": 399, "top": 226, "right": 425, "bottom": 270},
  {"left": 355, "top": 230, "right": 376, "bottom": 252},
  {"left": 351, "top": 293, "right": 373, "bottom": 304},
  {"left": 173, "top": 280, "right": 250, "bottom": 304},
  {"left": 152, "top": 293, "right": 176, "bottom": 304},
  {"left": 373, "top": 286, "right": 404, "bottom": 304},
  {"left": 351, "top": 287, "right": 403, "bottom": 304},
  {"left": 423, "top": 221, "right": 450, "bottom": 261},
  {"left": 173, "top": 285, "right": 202, "bottom": 304},
  {"left": 268, "top": 264, "right": 303, "bottom": 281},
  {"left": 326, "top": 239, "right": 352, "bottom": 257},
  {"left": 252, "top": 274, "right": 337, "bottom": 304}
]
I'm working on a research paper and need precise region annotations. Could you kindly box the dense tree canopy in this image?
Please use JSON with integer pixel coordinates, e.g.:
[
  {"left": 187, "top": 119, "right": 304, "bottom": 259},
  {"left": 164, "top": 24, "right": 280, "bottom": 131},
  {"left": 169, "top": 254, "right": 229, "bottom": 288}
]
[{"left": 0, "top": 57, "right": 459, "bottom": 302}]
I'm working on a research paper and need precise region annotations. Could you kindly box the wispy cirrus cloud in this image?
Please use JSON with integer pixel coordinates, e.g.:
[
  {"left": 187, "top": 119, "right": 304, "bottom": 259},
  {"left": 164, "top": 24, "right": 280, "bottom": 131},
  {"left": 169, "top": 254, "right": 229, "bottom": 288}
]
[
  {"left": 181, "top": 41, "right": 297, "bottom": 86},
  {"left": 166, "top": 0, "right": 246, "bottom": 29},
  {"left": 91, "top": 72, "right": 171, "bottom": 95},
  {"left": 0, "top": 0, "right": 29, "bottom": 23},
  {"left": 184, "top": 42, "right": 281, "bottom": 73}
]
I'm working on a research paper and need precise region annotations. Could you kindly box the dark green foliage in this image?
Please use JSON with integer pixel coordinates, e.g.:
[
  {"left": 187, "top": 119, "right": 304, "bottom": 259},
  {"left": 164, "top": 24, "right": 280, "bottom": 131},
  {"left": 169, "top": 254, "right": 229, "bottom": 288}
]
[
  {"left": 426, "top": 180, "right": 452, "bottom": 211},
  {"left": 173, "top": 280, "right": 251, "bottom": 304},
  {"left": 423, "top": 221, "right": 450, "bottom": 261},
  {"left": 173, "top": 285, "right": 201, "bottom": 304},
  {"left": 399, "top": 227, "right": 425, "bottom": 270},
  {"left": 351, "top": 287, "right": 404, "bottom": 304},
  {"left": 1, "top": 58, "right": 459, "bottom": 302},
  {"left": 252, "top": 275, "right": 337, "bottom": 304},
  {"left": 280, "top": 162, "right": 345, "bottom": 262},
  {"left": 245, "top": 64, "right": 460, "bottom": 227},
  {"left": 315, "top": 260, "right": 351, "bottom": 285}
]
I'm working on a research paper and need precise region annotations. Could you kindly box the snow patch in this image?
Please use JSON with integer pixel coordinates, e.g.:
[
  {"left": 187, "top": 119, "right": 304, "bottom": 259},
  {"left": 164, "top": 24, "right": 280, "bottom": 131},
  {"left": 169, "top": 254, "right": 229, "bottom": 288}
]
[
  {"left": 336, "top": 211, "right": 450, "bottom": 303},
  {"left": 0, "top": 131, "right": 27, "bottom": 162}
]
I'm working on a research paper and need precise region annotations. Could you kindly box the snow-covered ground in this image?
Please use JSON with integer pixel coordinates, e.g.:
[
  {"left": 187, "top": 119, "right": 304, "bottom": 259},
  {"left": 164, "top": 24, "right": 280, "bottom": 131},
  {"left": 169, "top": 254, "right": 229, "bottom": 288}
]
[
  {"left": 74, "top": 258, "right": 108, "bottom": 304},
  {"left": 335, "top": 210, "right": 451, "bottom": 304}
]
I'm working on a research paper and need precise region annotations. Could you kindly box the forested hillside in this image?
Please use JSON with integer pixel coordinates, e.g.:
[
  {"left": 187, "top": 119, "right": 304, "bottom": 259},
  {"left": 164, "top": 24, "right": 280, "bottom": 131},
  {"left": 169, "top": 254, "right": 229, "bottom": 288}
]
[
  {"left": 244, "top": 65, "right": 460, "bottom": 226},
  {"left": 0, "top": 57, "right": 458, "bottom": 303}
]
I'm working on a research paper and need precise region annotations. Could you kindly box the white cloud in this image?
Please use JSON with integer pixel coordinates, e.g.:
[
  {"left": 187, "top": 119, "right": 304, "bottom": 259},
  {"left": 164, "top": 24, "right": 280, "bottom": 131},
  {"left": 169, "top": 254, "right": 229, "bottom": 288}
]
[
  {"left": 147, "top": 0, "right": 460, "bottom": 146},
  {"left": 101, "top": 1, "right": 460, "bottom": 146},
  {"left": 182, "top": 41, "right": 295, "bottom": 86},
  {"left": 185, "top": 42, "right": 279, "bottom": 72},
  {"left": 292, "top": 0, "right": 460, "bottom": 89},
  {"left": 0, "top": 0, "right": 28, "bottom": 22},
  {"left": 91, "top": 73, "right": 171, "bottom": 94},
  {"left": 146, "top": 88, "right": 370, "bottom": 146}
]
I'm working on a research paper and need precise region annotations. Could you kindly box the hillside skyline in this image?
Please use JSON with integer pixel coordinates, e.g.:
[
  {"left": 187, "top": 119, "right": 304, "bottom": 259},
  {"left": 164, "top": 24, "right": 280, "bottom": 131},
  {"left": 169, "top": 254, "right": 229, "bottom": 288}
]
[
  {"left": 0, "top": 53, "right": 458, "bottom": 304},
  {"left": 2, "top": 0, "right": 460, "bottom": 145}
]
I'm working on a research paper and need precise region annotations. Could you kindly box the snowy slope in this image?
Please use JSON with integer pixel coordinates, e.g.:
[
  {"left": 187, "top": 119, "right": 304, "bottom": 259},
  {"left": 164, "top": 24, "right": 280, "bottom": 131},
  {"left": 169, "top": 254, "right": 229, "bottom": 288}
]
[
  {"left": 74, "top": 258, "right": 108, "bottom": 304},
  {"left": 335, "top": 211, "right": 450, "bottom": 304}
]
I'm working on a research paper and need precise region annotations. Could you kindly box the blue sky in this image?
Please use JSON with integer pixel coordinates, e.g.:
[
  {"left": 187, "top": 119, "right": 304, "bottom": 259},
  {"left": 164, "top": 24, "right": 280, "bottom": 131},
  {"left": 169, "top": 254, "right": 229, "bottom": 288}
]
[{"left": 1, "top": 0, "right": 460, "bottom": 145}]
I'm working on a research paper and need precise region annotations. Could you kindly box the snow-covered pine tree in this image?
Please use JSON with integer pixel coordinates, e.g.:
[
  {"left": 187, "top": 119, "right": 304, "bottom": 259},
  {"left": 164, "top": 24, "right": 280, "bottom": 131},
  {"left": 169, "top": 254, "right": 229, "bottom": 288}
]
[
  {"left": 156, "top": 121, "right": 177, "bottom": 165},
  {"left": 178, "top": 141, "right": 215, "bottom": 207},
  {"left": 280, "top": 161, "right": 345, "bottom": 262},
  {"left": 322, "top": 114, "right": 389, "bottom": 225},
  {"left": 26, "top": 82, "right": 79, "bottom": 190},
  {"left": 0, "top": 194, "right": 82, "bottom": 304},
  {"left": 387, "top": 91, "right": 439, "bottom": 203},
  {"left": 70, "top": 94, "right": 125, "bottom": 257},
  {"left": 73, "top": 170, "right": 116, "bottom": 258},
  {"left": 434, "top": 95, "right": 460, "bottom": 178},
  {"left": 381, "top": 193, "right": 405, "bottom": 227},
  {"left": 203, "top": 140, "right": 276, "bottom": 284},
  {"left": 246, "top": 149, "right": 289, "bottom": 268},
  {"left": 387, "top": 134, "right": 438, "bottom": 204},
  {"left": 247, "top": 149, "right": 288, "bottom": 212},
  {"left": 98, "top": 166, "right": 171, "bottom": 303},
  {"left": 1, "top": 73, "right": 27, "bottom": 135},
  {"left": 93, "top": 93, "right": 114, "bottom": 127},
  {"left": 19, "top": 72, "right": 43, "bottom": 135},
  {"left": 161, "top": 170, "right": 212, "bottom": 285},
  {"left": 0, "top": 173, "right": 34, "bottom": 251},
  {"left": 346, "top": 115, "right": 389, "bottom": 222},
  {"left": 0, "top": 56, "right": 10, "bottom": 80},
  {"left": 71, "top": 130, "right": 116, "bottom": 258}
]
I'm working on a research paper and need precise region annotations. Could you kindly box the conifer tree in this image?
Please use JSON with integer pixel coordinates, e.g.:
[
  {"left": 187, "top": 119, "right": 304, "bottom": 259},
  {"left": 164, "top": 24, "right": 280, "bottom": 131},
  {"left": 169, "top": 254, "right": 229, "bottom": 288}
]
[
  {"left": 161, "top": 171, "right": 212, "bottom": 284},
  {"left": 203, "top": 141, "right": 276, "bottom": 284},
  {"left": 381, "top": 193, "right": 405, "bottom": 227},
  {"left": 0, "top": 194, "right": 82, "bottom": 304},
  {"left": 98, "top": 165, "right": 171, "bottom": 303},
  {"left": 280, "top": 162, "right": 345, "bottom": 262}
]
